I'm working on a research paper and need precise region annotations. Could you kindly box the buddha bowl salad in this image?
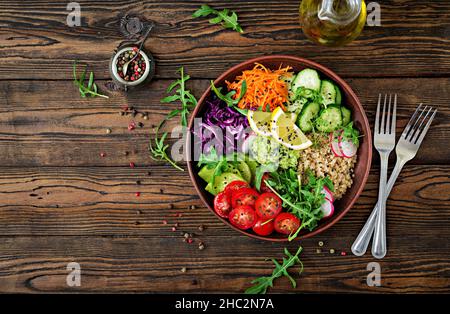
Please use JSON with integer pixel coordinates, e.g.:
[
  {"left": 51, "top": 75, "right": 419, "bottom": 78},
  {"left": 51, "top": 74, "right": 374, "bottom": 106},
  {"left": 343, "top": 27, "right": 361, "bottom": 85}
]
[{"left": 195, "top": 63, "right": 361, "bottom": 240}]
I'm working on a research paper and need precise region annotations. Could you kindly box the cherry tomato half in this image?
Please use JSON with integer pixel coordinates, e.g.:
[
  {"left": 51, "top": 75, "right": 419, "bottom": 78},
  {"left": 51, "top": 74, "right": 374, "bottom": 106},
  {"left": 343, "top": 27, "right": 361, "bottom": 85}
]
[
  {"left": 229, "top": 205, "right": 257, "bottom": 230},
  {"left": 255, "top": 192, "right": 282, "bottom": 219},
  {"left": 260, "top": 173, "right": 272, "bottom": 193},
  {"left": 213, "top": 191, "right": 232, "bottom": 218},
  {"left": 231, "top": 188, "right": 260, "bottom": 208},
  {"left": 274, "top": 213, "right": 301, "bottom": 235},
  {"left": 252, "top": 218, "right": 275, "bottom": 236},
  {"left": 223, "top": 180, "right": 249, "bottom": 198}
]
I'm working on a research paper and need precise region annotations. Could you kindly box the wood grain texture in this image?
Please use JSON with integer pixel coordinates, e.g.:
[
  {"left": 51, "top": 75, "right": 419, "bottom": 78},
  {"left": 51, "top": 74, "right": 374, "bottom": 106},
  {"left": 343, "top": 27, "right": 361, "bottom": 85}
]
[
  {"left": 0, "top": 78, "right": 448, "bottom": 167},
  {"left": 0, "top": 0, "right": 449, "bottom": 80},
  {"left": 0, "top": 235, "right": 448, "bottom": 293}
]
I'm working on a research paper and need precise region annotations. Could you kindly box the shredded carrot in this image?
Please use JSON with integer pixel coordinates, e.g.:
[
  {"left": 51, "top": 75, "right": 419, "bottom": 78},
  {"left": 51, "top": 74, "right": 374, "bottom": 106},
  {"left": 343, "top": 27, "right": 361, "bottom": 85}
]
[{"left": 226, "top": 63, "right": 293, "bottom": 111}]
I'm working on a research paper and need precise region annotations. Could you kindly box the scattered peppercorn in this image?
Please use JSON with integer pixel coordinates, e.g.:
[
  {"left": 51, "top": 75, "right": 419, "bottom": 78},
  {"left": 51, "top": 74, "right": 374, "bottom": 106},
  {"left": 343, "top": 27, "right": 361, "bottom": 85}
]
[
  {"left": 198, "top": 225, "right": 205, "bottom": 232},
  {"left": 100, "top": 152, "right": 106, "bottom": 157},
  {"left": 162, "top": 220, "right": 168, "bottom": 225},
  {"left": 187, "top": 238, "right": 193, "bottom": 244},
  {"left": 128, "top": 122, "right": 136, "bottom": 131},
  {"left": 171, "top": 227, "right": 177, "bottom": 232},
  {"left": 341, "top": 251, "right": 347, "bottom": 256},
  {"left": 129, "top": 162, "right": 135, "bottom": 168},
  {"left": 136, "top": 180, "right": 141, "bottom": 185},
  {"left": 135, "top": 192, "right": 140, "bottom": 197}
]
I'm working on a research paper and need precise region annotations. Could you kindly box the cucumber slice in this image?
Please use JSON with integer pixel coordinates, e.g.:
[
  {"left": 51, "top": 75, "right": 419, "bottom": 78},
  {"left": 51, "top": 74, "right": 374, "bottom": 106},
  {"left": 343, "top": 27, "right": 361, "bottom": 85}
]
[
  {"left": 320, "top": 80, "right": 336, "bottom": 107},
  {"left": 341, "top": 106, "right": 352, "bottom": 126},
  {"left": 315, "top": 105, "right": 343, "bottom": 132},
  {"left": 236, "top": 161, "right": 252, "bottom": 183},
  {"left": 297, "top": 102, "right": 321, "bottom": 132},
  {"left": 292, "top": 68, "right": 321, "bottom": 92},
  {"left": 335, "top": 85, "right": 342, "bottom": 105},
  {"left": 206, "top": 172, "right": 244, "bottom": 195}
]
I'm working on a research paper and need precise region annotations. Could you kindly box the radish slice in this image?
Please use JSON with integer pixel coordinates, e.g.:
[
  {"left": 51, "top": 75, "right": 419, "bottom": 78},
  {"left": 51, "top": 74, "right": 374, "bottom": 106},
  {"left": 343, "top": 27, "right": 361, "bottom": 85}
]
[
  {"left": 321, "top": 198, "right": 334, "bottom": 219},
  {"left": 338, "top": 135, "right": 357, "bottom": 158},
  {"left": 330, "top": 131, "right": 344, "bottom": 157},
  {"left": 322, "top": 186, "right": 334, "bottom": 202}
]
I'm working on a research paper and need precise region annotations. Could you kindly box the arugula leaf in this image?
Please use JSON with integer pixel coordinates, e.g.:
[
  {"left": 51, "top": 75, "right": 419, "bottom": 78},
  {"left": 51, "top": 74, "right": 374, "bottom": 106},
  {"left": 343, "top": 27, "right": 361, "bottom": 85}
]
[
  {"left": 341, "top": 122, "right": 362, "bottom": 147},
  {"left": 254, "top": 163, "right": 278, "bottom": 191},
  {"left": 245, "top": 247, "right": 304, "bottom": 294},
  {"left": 210, "top": 80, "right": 248, "bottom": 115},
  {"left": 193, "top": 5, "right": 244, "bottom": 33},
  {"left": 161, "top": 67, "right": 198, "bottom": 127},
  {"left": 149, "top": 131, "right": 184, "bottom": 172},
  {"left": 73, "top": 61, "right": 109, "bottom": 99},
  {"left": 265, "top": 169, "right": 334, "bottom": 240}
]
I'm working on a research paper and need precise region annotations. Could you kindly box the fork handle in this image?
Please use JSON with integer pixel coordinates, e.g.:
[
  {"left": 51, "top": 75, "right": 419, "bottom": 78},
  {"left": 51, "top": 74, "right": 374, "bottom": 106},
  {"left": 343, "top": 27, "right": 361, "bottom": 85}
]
[
  {"left": 372, "top": 152, "right": 391, "bottom": 259},
  {"left": 351, "top": 159, "right": 405, "bottom": 256}
]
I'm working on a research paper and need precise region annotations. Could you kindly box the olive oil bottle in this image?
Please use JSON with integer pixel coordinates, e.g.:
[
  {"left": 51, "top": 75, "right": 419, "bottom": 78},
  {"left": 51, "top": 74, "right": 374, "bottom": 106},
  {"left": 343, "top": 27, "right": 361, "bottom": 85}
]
[{"left": 300, "top": 0, "right": 366, "bottom": 47}]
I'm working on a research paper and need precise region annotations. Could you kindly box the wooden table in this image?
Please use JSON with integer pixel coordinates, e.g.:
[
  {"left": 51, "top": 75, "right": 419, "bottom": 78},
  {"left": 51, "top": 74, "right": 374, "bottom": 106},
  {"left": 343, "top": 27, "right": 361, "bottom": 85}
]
[{"left": 0, "top": 1, "right": 448, "bottom": 293}]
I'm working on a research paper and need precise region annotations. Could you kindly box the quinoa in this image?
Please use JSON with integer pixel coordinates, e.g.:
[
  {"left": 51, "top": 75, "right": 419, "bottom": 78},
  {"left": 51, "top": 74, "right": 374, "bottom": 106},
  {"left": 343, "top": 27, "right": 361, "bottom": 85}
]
[{"left": 298, "top": 134, "right": 357, "bottom": 200}]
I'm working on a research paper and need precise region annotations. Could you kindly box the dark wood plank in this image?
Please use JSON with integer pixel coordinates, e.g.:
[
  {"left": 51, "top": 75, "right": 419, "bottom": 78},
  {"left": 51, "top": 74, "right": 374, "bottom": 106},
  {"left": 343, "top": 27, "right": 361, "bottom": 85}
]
[
  {"left": 0, "top": 1, "right": 449, "bottom": 80},
  {"left": 0, "top": 235, "right": 448, "bottom": 293},
  {"left": 0, "top": 78, "right": 448, "bottom": 167},
  {"left": 0, "top": 165, "right": 448, "bottom": 237}
]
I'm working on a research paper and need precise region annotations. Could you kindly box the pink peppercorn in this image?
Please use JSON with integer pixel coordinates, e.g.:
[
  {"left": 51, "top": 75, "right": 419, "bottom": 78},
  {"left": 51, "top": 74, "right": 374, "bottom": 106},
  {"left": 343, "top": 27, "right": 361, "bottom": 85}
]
[
  {"left": 100, "top": 152, "right": 106, "bottom": 157},
  {"left": 135, "top": 192, "right": 140, "bottom": 197},
  {"left": 129, "top": 162, "right": 135, "bottom": 168},
  {"left": 341, "top": 251, "right": 347, "bottom": 256}
]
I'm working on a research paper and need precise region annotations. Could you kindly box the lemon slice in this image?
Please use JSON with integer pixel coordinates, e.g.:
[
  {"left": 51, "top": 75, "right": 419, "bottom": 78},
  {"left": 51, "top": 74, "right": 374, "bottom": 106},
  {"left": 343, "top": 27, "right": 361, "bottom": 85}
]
[
  {"left": 271, "top": 107, "right": 313, "bottom": 150},
  {"left": 247, "top": 110, "right": 273, "bottom": 137}
]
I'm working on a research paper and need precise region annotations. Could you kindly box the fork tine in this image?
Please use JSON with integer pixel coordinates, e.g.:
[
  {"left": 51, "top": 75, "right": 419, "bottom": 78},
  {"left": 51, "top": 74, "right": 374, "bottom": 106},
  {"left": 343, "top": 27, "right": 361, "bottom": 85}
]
[
  {"left": 402, "top": 104, "right": 422, "bottom": 139},
  {"left": 415, "top": 109, "right": 437, "bottom": 146},
  {"left": 375, "top": 94, "right": 381, "bottom": 134},
  {"left": 412, "top": 106, "right": 433, "bottom": 143},
  {"left": 391, "top": 94, "right": 397, "bottom": 134},
  {"left": 408, "top": 105, "right": 428, "bottom": 141},
  {"left": 380, "top": 94, "right": 387, "bottom": 134},
  {"left": 386, "top": 94, "right": 392, "bottom": 134}
]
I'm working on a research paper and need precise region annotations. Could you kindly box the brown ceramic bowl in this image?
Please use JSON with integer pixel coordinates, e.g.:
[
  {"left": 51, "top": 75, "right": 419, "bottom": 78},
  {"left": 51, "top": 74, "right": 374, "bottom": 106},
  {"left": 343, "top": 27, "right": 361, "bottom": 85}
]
[{"left": 186, "top": 55, "right": 372, "bottom": 241}]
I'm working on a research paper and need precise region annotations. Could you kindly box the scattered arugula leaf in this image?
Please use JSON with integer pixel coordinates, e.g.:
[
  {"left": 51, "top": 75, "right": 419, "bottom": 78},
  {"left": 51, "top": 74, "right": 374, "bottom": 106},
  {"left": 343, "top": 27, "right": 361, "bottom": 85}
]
[
  {"left": 341, "top": 122, "right": 362, "bottom": 147},
  {"left": 210, "top": 80, "right": 248, "bottom": 115},
  {"left": 193, "top": 5, "right": 244, "bottom": 33},
  {"left": 245, "top": 247, "right": 304, "bottom": 294},
  {"left": 149, "top": 131, "right": 184, "bottom": 172},
  {"left": 72, "top": 61, "right": 109, "bottom": 99},
  {"left": 161, "top": 67, "right": 198, "bottom": 127}
]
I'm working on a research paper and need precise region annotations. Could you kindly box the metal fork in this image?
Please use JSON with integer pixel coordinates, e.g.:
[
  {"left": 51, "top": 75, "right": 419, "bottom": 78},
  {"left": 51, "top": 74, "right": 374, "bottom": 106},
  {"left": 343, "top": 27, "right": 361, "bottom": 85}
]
[
  {"left": 371, "top": 94, "right": 397, "bottom": 259},
  {"left": 352, "top": 103, "right": 437, "bottom": 257}
]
